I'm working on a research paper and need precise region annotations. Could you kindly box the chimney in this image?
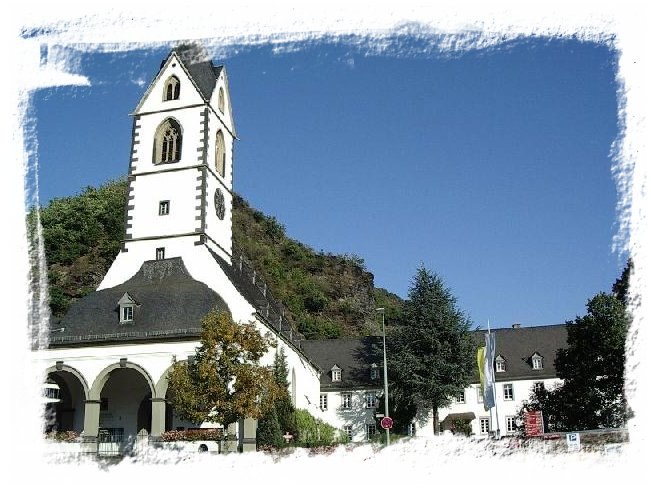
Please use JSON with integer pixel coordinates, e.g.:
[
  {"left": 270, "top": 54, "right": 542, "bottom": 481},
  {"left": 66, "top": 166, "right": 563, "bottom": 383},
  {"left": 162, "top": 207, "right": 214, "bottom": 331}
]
[{"left": 512, "top": 323, "right": 521, "bottom": 329}]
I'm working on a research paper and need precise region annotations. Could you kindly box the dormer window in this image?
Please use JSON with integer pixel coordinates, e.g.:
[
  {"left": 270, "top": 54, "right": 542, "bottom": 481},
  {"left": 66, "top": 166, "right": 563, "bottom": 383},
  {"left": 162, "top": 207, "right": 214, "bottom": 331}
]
[
  {"left": 163, "top": 75, "right": 180, "bottom": 101},
  {"left": 118, "top": 292, "right": 137, "bottom": 324},
  {"left": 532, "top": 353, "right": 543, "bottom": 370},
  {"left": 495, "top": 355, "right": 506, "bottom": 373},
  {"left": 370, "top": 363, "right": 380, "bottom": 380},
  {"left": 331, "top": 365, "right": 341, "bottom": 382}
]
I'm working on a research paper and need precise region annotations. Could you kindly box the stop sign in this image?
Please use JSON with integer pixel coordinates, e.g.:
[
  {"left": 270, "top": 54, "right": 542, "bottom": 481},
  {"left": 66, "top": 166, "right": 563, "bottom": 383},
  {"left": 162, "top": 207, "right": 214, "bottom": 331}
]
[{"left": 380, "top": 416, "right": 393, "bottom": 429}]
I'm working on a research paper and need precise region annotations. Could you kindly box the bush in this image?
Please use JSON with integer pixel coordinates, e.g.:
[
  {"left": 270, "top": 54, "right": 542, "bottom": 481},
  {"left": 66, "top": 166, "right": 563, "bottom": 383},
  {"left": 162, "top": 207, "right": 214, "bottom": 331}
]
[
  {"left": 294, "top": 409, "right": 337, "bottom": 446},
  {"left": 161, "top": 428, "right": 225, "bottom": 442},
  {"left": 45, "top": 430, "right": 80, "bottom": 442}
]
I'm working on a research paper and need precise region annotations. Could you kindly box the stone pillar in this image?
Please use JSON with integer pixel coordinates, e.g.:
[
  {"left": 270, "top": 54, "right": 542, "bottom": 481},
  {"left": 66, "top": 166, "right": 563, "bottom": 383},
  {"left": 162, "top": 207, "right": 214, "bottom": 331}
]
[
  {"left": 239, "top": 417, "right": 257, "bottom": 453},
  {"left": 81, "top": 399, "right": 101, "bottom": 454},
  {"left": 150, "top": 398, "right": 167, "bottom": 441}
]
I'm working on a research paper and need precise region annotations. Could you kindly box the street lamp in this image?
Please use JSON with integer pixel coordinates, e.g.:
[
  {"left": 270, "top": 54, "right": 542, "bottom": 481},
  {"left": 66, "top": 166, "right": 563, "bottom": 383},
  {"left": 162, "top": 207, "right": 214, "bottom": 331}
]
[{"left": 376, "top": 307, "right": 390, "bottom": 446}]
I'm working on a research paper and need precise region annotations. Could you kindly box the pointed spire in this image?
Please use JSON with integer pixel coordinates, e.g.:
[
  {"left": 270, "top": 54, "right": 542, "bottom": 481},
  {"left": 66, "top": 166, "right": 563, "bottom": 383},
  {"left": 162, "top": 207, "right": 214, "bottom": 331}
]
[{"left": 174, "top": 42, "right": 210, "bottom": 66}]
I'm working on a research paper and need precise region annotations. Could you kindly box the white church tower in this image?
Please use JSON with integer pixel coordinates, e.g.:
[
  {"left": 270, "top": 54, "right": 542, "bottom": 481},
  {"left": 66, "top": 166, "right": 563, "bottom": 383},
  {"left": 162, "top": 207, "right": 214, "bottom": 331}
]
[
  {"left": 100, "top": 44, "right": 236, "bottom": 289},
  {"left": 37, "top": 45, "right": 321, "bottom": 455}
]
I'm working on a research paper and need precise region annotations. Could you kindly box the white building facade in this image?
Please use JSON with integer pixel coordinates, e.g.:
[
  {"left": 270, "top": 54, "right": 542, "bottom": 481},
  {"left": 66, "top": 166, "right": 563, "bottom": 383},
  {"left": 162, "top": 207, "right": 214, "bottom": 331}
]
[{"left": 437, "top": 324, "right": 567, "bottom": 438}]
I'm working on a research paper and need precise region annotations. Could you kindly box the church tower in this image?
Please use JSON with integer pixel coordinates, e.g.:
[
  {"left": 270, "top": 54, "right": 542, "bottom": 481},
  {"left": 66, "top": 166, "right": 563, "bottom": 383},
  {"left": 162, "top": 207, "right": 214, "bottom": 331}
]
[{"left": 100, "top": 44, "right": 236, "bottom": 289}]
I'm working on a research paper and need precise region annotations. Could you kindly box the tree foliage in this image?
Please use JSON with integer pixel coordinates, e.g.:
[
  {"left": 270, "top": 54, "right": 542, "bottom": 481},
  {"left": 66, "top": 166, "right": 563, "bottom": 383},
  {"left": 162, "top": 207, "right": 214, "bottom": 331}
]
[
  {"left": 166, "top": 309, "right": 283, "bottom": 427},
  {"left": 29, "top": 179, "right": 129, "bottom": 317},
  {"left": 293, "top": 409, "right": 338, "bottom": 446},
  {"left": 386, "top": 266, "right": 475, "bottom": 432},
  {"left": 34, "top": 179, "right": 404, "bottom": 335},
  {"left": 518, "top": 262, "right": 632, "bottom": 432},
  {"left": 257, "top": 348, "right": 297, "bottom": 447}
]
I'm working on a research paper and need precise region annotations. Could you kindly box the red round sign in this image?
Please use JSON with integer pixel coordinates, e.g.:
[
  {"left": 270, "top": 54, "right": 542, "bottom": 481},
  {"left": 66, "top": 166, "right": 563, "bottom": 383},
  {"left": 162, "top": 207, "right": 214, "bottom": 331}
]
[{"left": 380, "top": 416, "right": 393, "bottom": 429}]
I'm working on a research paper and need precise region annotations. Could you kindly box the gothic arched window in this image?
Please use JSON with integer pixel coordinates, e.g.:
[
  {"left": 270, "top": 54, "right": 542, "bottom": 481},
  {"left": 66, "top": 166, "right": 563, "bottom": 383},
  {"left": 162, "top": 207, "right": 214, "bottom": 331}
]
[
  {"left": 153, "top": 119, "right": 182, "bottom": 164},
  {"left": 218, "top": 87, "right": 225, "bottom": 113},
  {"left": 215, "top": 130, "right": 225, "bottom": 176},
  {"left": 163, "top": 76, "right": 180, "bottom": 101}
]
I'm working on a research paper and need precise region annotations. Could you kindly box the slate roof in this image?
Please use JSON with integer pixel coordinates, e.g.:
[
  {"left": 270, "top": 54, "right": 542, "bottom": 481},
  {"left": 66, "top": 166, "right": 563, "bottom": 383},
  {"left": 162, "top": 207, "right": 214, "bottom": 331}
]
[
  {"left": 470, "top": 324, "right": 568, "bottom": 382},
  {"left": 300, "top": 324, "right": 568, "bottom": 391},
  {"left": 172, "top": 44, "right": 223, "bottom": 103},
  {"left": 49, "top": 258, "right": 229, "bottom": 347},
  {"left": 300, "top": 337, "right": 383, "bottom": 391},
  {"left": 210, "top": 247, "right": 305, "bottom": 347}
]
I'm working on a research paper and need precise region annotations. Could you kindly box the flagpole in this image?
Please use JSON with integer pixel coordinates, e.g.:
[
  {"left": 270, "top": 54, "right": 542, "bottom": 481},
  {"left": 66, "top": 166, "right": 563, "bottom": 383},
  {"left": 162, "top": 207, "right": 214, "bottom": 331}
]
[
  {"left": 487, "top": 320, "right": 493, "bottom": 436},
  {"left": 488, "top": 320, "right": 501, "bottom": 439}
]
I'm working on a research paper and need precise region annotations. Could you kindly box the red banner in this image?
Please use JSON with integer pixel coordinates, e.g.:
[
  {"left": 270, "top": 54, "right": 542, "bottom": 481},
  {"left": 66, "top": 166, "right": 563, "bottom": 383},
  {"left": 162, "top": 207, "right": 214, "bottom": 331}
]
[{"left": 524, "top": 411, "right": 544, "bottom": 437}]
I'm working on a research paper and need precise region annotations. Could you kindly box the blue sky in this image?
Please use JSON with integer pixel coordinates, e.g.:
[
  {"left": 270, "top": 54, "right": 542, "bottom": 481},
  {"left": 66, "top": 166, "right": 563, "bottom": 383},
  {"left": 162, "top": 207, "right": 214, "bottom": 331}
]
[{"left": 31, "top": 36, "right": 623, "bottom": 330}]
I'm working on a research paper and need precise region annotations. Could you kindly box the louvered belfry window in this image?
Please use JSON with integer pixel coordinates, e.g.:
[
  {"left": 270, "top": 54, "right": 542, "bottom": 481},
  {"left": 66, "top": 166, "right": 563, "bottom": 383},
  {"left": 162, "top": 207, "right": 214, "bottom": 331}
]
[{"left": 164, "top": 76, "right": 180, "bottom": 101}]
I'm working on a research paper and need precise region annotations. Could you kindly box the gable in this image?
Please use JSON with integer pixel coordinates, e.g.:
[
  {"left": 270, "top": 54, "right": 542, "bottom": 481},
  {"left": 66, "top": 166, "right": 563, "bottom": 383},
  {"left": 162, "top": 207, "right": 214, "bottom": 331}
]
[
  {"left": 209, "top": 67, "right": 236, "bottom": 137},
  {"left": 134, "top": 52, "right": 208, "bottom": 115}
]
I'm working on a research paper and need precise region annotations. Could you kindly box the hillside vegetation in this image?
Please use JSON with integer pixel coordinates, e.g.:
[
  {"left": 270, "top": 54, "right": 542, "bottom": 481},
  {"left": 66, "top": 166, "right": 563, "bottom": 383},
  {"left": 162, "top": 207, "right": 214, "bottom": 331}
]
[{"left": 30, "top": 179, "right": 404, "bottom": 339}]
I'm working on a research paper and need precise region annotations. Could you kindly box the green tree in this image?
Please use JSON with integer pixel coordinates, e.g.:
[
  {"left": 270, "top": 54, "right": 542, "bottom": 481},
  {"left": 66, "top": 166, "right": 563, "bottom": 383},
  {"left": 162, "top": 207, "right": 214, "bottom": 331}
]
[
  {"left": 167, "top": 309, "right": 283, "bottom": 427},
  {"left": 386, "top": 266, "right": 475, "bottom": 434},
  {"left": 518, "top": 262, "right": 632, "bottom": 432},
  {"left": 257, "top": 348, "right": 297, "bottom": 447},
  {"left": 28, "top": 179, "right": 129, "bottom": 318}
]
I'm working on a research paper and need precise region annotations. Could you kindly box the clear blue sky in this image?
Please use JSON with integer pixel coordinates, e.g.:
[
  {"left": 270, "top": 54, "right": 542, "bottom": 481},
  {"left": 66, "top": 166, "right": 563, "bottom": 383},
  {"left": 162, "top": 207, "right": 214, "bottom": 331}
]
[{"left": 31, "top": 37, "right": 623, "bottom": 329}]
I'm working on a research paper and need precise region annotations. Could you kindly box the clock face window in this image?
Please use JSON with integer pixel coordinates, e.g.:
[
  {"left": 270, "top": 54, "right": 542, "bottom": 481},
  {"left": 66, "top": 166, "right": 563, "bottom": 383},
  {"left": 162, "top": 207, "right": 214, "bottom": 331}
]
[{"left": 214, "top": 189, "right": 225, "bottom": 220}]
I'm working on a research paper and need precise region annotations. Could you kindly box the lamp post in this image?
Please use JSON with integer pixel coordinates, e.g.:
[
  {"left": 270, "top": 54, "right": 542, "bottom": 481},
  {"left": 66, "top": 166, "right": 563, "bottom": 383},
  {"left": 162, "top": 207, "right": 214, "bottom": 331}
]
[{"left": 376, "top": 307, "right": 390, "bottom": 446}]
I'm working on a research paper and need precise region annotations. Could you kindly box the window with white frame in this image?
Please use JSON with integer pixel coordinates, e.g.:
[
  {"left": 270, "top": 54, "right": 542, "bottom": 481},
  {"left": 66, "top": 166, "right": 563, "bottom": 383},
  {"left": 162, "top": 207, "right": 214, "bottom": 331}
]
[
  {"left": 118, "top": 292, "right": 136, "bottom": 324},
  {"left": 122, "top": 306, "right": 133, "bottom": 322},
  {"left": 503, "top": 383, "right": 514, "bottom": 401},
  {"left": 343, "top": 424, "right": 353, "bottom": 441},
  {"left": 365, "top": 392, "right": 378, "bottom": 409},
  {"left": 342, "top": 392, "right": 352, "bottom": 410},
  {"left": 496, "top": 355, "right": 506, "bottom": 372},
  {"left": 156, "top": 247, "right": 165, "bottom": 260},
  {"left": 331, "top": 366, "right": 342, "bottom": 382},
  {"left": 479, "top": 417, "right": 490, "bottom": 435},
  {"left": 476, "top": 387, "right": 484, "bottom": 403},
  {"left": 407, "top": 422, "right": 416, "bottom": 436},
  {"left": 532, "top": 354, "right": 543, "bottom": 370},
  {"left": 533, "top": 381, "right": 544, "bottom": 392},
  {"left": 454, "top": 391, "right": 466, "bottom": 404},
  {"left": 319, "top": 393, "right": 328, "bottom": 410},
  {"left": 366, "top": 423, "right": 377, "bottom": 440},
  {"left": 159, "top": 200, "right": 170, "bottom": 215},
  {"left": 505, "top": 416, "right": 517, "bottom": 433}
]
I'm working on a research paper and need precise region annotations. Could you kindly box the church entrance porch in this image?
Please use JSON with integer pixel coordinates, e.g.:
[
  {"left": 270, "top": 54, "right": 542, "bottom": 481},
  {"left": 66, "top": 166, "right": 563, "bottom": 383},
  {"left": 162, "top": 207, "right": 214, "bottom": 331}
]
[
  {"left": 82, "top": 362, "right": 158, "bottom": 456},
  {"left": 44, "top": 369, "right": 87, "bottom": 435}
]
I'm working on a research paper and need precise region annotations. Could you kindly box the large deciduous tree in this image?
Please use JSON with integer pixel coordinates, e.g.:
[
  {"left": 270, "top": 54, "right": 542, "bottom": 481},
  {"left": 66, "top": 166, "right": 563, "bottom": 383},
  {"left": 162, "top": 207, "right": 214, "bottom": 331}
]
[
  {"left": 519, "top": 261, "right": 632, "bottom": 432},
  {"left": 167, "top": 309, "right": 283, "bottom": 427},
  {"left": 387, "top": 266, "right": 475, "bottom": 434}
]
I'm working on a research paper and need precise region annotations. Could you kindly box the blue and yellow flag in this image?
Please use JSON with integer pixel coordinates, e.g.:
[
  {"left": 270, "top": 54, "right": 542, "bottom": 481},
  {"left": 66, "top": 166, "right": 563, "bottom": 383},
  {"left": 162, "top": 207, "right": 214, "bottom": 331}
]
[
  {"left": 480, "top": 332, "right": 496, "bottom": 411},
  {"left": 477, "top": 346, "right": 486, "bottom": 394}
]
